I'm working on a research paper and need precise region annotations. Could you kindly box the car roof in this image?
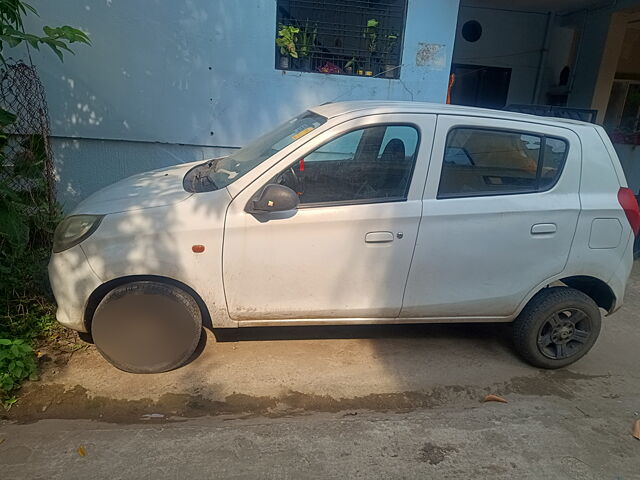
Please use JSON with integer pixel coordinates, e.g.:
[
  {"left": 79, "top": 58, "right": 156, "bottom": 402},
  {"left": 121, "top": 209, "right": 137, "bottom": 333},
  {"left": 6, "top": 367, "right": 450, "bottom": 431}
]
[{"left": 309, "top": 101, "right": 594, "bottom": 129}]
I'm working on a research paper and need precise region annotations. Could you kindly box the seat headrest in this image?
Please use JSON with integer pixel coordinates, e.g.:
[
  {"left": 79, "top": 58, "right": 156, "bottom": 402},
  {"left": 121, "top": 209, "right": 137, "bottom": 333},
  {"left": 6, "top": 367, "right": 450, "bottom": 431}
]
[{"left": 381, "top": 138, "right": 405, "bottom": 162}]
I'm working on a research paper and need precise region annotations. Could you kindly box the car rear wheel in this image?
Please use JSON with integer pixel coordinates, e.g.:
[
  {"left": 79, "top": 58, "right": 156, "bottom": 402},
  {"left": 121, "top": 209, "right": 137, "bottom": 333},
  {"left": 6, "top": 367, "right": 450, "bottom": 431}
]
[
  {"left": 513, "top": 287, "right": 601, "bottom": 369},
  {"left": 91, "top": 281, "right": 203, "bottom": 373}
]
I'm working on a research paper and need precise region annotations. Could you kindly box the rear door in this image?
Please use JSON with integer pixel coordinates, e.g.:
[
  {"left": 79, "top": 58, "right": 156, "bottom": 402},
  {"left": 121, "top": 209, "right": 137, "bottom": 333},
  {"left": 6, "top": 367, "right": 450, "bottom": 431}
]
[{"left": 401, "top": 115, "right": 582, "bottom": 319}]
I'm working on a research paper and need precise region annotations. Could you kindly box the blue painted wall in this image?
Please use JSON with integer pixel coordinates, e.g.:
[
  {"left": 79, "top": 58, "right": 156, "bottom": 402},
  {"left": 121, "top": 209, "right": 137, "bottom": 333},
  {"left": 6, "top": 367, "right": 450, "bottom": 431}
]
[{"left": 18, "top": 0, "right": 460, "bottom": 208}]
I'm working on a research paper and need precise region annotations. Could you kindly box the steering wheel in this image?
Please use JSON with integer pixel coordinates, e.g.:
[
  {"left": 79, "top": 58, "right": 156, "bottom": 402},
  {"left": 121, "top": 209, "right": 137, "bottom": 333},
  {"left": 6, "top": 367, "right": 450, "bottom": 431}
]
[{"left": 279, "top": 166, "right": 301, "bottom": 194}]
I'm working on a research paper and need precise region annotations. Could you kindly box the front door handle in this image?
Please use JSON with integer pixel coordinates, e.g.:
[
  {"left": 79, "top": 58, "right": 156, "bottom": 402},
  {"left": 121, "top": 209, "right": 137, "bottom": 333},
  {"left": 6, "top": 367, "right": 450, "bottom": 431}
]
[
  {"left": 531, "top": 223, "right": 557, "bottom": 235},
  {"left": 365, "top": 231, "right": 394, "bottom": 243}
]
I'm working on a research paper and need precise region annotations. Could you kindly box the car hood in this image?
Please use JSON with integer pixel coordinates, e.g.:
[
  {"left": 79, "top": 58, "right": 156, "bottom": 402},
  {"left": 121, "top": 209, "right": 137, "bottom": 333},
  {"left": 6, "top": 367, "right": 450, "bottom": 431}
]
[{"left": 72, "top": 161, "right": 202, "bottom": 215}]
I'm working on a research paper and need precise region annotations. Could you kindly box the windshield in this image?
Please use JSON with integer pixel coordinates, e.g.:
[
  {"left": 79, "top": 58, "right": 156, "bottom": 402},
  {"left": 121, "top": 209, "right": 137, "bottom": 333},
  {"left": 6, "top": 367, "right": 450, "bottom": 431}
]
[{"left": 206, "top": 111, "right": 326, "bottom": 189}]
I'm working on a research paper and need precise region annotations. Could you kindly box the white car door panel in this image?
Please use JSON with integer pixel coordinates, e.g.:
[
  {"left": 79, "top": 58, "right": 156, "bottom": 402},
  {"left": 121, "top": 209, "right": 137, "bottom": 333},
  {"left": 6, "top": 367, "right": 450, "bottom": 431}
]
[
  {"left": 223, "top": 114, "right": 436, "bottom": 321},
  {"left": 401, "top": 115, "right": 582, "bottom": 319}
]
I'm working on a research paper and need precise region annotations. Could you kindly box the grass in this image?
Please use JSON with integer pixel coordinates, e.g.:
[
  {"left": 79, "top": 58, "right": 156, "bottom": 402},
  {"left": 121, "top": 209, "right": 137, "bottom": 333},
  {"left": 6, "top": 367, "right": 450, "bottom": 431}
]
[
  {"left": 0, "top": 246, "right": 68, "bottom": 408},
  {"left": 0, "top": 247, "right": 60, "bottom": 340}
]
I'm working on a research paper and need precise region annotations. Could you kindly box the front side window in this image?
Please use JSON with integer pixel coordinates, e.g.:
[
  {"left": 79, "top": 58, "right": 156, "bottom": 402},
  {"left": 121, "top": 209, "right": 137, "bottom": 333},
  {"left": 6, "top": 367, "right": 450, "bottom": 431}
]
[
  {"left": 438, "top": 128, "right": 567, "bottom": 198},
  {"left": 275, "top": 124, "right": 419, "bottom": 205}
]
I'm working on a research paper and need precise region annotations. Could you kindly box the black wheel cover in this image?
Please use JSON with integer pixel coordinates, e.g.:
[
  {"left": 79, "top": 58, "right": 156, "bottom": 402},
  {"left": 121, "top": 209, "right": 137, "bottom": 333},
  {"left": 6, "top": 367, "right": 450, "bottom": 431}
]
[{"left": 91, "top": 281, "right": 202, "bottom": 373}]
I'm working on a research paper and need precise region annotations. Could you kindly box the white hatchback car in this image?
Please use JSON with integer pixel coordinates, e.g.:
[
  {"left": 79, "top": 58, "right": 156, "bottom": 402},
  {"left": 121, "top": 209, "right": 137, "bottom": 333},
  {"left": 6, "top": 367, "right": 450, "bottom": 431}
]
[{"left": 49, "top": 101, "right": 638, "bottom": 373}]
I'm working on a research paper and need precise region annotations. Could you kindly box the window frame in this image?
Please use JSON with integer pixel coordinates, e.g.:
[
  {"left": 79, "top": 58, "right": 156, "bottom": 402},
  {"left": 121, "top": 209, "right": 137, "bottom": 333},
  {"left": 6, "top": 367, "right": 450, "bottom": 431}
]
[
  {"left": 274, "top": 0, "right": 409, "bottom": 79},
  {"left": 436, "top": 126, "right": 570, "bottom": 200},
  {"left": 270, "top": 122, "right": 422, "bottom": 209}
]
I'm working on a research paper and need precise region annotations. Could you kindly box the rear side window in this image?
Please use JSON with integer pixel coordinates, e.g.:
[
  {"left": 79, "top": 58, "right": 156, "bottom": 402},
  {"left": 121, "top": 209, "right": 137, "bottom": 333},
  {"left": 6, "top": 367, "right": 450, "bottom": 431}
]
[{"left": 438, "top": 128, "right": 568, "bottom": 198}]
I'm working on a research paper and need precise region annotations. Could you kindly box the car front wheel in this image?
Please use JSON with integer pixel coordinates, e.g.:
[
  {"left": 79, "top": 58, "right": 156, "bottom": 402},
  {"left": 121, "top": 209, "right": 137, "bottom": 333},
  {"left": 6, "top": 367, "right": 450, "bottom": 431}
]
[
  {"left": 513, "top": 287, "right": 601, "bottom": 369},
  {"left": 91, "top": 281, "right": 203, "bottom": 373}
]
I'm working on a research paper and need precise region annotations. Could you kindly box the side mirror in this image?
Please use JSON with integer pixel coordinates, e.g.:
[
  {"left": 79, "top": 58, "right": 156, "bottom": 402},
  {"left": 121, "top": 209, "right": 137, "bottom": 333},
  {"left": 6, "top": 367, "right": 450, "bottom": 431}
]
[{"left": 247, "top": 184, "right": 299, "bottom": 214}]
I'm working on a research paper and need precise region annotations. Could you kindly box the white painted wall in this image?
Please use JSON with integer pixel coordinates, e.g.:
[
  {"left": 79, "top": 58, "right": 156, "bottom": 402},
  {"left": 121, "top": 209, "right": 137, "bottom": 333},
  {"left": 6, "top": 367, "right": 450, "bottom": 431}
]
[
  {"left": 452, "top": 6, "right": 548, "bottom": 105},
  {"left": 13, "top": 0, "right": 460, "bottom": 208}
]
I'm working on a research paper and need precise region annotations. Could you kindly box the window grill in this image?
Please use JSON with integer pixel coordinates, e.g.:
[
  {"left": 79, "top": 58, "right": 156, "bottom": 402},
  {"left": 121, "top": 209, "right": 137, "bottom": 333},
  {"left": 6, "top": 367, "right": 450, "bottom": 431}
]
[{"left": 275, "top": 0, "right": 407, "bottom": 79}]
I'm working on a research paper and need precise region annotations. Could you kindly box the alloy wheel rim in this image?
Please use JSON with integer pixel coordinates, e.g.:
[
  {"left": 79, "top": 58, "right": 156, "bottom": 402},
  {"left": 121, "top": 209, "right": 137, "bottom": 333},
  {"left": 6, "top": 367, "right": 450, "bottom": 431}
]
[{"left": 537, "top": 308, "right": 592, "bottom": 360}]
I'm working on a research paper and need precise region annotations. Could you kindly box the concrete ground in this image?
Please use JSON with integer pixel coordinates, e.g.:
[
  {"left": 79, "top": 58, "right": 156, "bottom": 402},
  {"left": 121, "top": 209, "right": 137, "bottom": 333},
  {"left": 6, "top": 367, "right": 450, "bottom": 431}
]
[{"left": 1, "top": 265, "right": 639, "bottom": 478}]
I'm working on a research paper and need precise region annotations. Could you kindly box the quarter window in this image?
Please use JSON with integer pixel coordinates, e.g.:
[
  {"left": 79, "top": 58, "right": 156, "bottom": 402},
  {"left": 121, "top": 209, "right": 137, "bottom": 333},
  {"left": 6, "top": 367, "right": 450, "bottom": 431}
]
[
  {"left": 275, "top": 125, "right": 419, "bottom": 205},
  {"left": 438, "top": 128, "right": 567, "bottom": 198},
  {"left": 540, "top": 137, "right": 568, "bottom": 190}
]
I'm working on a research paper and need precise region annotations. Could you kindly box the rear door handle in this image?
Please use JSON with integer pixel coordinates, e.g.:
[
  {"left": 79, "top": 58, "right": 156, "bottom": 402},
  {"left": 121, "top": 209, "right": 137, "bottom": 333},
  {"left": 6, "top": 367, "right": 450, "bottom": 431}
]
[
  {"left": 531, "top": 223, "right": 557, "bottom": 235},
  {"left": 365, "top": 231, "right": 394, "bottom": 243}
]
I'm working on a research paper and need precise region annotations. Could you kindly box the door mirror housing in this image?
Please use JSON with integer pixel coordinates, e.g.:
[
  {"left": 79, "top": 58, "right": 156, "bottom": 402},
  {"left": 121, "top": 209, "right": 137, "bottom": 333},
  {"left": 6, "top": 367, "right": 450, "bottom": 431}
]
[{"left": 247, "top": 184, "right": 300, "bottom": 214}]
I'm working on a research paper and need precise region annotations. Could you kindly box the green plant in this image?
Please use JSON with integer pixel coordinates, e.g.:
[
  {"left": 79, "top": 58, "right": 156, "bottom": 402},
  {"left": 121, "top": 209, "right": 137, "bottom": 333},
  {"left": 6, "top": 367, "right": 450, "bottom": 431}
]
[
  {"left": 382, "top": 33, "right": 398, "bottom": 65},
  {"left": 275, "top": 24, "right": 300, "bottom": 58},
  {"left": 0, "top": 1, "right": 91, "bottom": 132},
  {"left": 0, "top": 0, "right": 89, "bottom": 405},
  {"left": 0, "top": 0, "right": 90, "bottom": 63},
  {"left": 0, "top": 338, "right": 38, "bottom": 406},
  {"left": 363, "top": 18, "right": 378, "bottom": 54},
  {"left": 297, "top": 20, "right": 317, "bottom": 58},
  {"left": 344, "top": 57, "right": 357, "bottom": 71},
  {"left": 0, "top": 131, "right": 62, "bottom": 403}
]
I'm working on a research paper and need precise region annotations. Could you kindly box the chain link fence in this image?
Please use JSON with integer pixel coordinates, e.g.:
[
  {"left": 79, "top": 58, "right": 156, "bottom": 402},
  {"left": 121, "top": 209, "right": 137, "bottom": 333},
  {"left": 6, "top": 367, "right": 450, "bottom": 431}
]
[{"left": 0, "top": 60, "right": 55, "bottom": 211}]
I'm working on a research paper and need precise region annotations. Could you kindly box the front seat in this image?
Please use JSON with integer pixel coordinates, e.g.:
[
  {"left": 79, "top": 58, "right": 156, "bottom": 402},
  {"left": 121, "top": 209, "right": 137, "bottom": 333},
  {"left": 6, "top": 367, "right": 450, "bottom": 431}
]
[{"left": 379, "top": 138, "right": 408, "bottom": 196}]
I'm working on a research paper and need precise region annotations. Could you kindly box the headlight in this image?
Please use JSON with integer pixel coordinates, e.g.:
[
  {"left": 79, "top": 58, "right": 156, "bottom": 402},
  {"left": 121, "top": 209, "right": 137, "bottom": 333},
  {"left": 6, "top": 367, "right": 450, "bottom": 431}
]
[{"left": 52, "top": 215, "right": 104, "bottom": 253}]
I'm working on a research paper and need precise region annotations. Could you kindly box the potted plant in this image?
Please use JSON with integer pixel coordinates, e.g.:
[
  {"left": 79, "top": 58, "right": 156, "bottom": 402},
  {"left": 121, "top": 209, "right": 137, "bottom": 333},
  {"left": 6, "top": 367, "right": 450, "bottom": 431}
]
[
  {"left": 363, "top": 18, "right": 378, "bottom": 75},
  {"left": 344, "top": 57, "right": 357, "bottom": 75},
  {"left": 276, "top": 24, "right": 299, "bottom": 69},
  {"left": 382, "top": 33, "right": 398, "bottom": 78},
  {"left": 297, "top": 21, "right": 317, "bottom": 71}
]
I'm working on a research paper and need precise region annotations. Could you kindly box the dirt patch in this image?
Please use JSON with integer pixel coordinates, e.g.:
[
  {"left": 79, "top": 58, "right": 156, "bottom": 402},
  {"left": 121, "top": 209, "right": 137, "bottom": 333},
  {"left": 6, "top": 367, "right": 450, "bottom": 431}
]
[
  {"left": 418, "top": 442, "right": 457, "bottom": 465},
  {"left": 36, "top": 329, "right": 90, "bottom": 372},
  {"left": 3, "top": 384, "right": 479, "bottom": 424},
  {"left": 1, "top": 369, "right": 605, "bottom": 424},
  {"left": 502, "top": 370, "right": 608, "bottom": 400}
]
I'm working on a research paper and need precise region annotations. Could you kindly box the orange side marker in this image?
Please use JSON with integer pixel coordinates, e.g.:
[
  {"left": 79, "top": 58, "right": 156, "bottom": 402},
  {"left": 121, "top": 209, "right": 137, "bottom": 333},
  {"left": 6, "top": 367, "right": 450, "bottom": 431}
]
[{"left": 192, "top": 245, "right": 205, "bottom": 253}]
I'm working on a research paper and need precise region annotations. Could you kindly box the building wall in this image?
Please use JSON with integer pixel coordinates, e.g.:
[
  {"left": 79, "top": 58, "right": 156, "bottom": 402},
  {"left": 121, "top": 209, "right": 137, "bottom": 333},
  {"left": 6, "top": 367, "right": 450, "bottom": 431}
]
[
  {"left": 538, "top": 23, "right": 576, "bottom": 103},
  {"left": 565, "top": 0, "right": 640, "bottom": 114},
  {"left": 616, "top": 26, "right": 640, "bottom": 76},
  {"left": 452, "top": 6, "right": 548, "bottom": 106},
  {"left": 615, "top": 144, "right": 640, "bottom": 193},
  {"left": 452, "top": 2, "right": 640, "bottom": 114},
  {"left": 18, "top": 0, "right": 460, "bottom": 209},
  {"left": 51, "top": 138, "right": 229, "bottom": 211},
  {"left": 563, "top": 8, "right": 613, "bottom": 111},
  {"left": 608, "top": 20, "right": 640, "bottom": 194}
]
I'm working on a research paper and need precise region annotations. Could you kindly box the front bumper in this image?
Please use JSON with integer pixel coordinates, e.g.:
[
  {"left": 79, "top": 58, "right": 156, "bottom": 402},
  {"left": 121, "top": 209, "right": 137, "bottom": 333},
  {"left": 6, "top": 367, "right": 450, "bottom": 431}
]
[{"left": 48, "top": 245, "right": 102, "bottom": 332}]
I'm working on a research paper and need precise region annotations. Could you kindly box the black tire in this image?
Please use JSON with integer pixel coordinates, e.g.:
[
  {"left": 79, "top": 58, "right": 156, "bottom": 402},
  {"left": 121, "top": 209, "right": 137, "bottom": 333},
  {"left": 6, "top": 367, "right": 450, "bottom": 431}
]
[
  {"left": 91, "top": 281, "right": 202, "bottom": 373},
  {"left": 513, "top": 287, "right": 601, "bottom": 369}
]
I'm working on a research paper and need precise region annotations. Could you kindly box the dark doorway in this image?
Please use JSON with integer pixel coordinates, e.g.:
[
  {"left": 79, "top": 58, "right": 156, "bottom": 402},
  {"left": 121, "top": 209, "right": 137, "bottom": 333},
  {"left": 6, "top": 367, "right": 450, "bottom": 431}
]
[{"left": 450, "top": 64, "right": 512, "bottom": 110}]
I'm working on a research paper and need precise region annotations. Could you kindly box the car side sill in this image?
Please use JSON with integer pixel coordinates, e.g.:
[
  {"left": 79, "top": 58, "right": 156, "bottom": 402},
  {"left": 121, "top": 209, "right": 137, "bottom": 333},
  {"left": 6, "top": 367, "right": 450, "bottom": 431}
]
[{"left": 236, "top": 316, "right": 514, "bottom": 328}]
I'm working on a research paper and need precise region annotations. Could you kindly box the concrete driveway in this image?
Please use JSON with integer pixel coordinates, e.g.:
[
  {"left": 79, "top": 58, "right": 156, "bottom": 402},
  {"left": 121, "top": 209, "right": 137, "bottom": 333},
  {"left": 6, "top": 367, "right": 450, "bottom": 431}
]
[{"left": 1, "top": 264, "right": 639, "bottom": 478}]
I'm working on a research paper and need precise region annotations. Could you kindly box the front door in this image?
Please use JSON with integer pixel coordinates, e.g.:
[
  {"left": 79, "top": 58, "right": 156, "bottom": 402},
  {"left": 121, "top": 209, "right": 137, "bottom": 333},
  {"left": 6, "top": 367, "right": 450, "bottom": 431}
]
[{"left": 223, "top": 114, "right": 436, "bottom": 321}]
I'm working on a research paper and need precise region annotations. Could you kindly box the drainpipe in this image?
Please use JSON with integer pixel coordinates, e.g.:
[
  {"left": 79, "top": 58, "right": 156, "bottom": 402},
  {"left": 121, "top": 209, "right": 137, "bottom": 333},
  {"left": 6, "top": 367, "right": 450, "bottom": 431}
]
[{"left": 532, "top": 11, "right": 555, "bottom": 104}]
